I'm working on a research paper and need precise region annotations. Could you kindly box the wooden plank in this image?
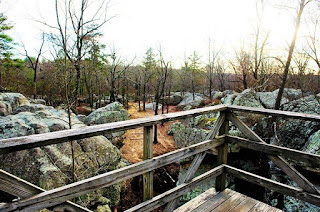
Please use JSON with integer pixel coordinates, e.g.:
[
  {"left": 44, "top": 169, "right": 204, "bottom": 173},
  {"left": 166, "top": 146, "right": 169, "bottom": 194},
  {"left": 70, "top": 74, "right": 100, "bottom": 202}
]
[
  {"left": 227, "top": 105, "right": 320, "bottom": 122},
  {"left": 143, "top": 125, "right": 153, "bottom": 201},
  {"left": 230, "top": 196, "right": 258, "bottom": 212},
  {"left": 225, "top": 165, "right": 320, "bottom": 207},
  {"left": 225, "top": 135, "right": 320, "bottom": 166},
  {"left": 0, "top": 139, "right": 225, "bottom": 212},
  {"left": 248, "top": 202, "right": 272, "bottom": 212},
  {"left": 226, "top": 112, "right": 320, "bottom": 195},
  {"left": 189, "top": 189, "right": 236, "bottom": 212},
  {"left": 164, "top": 113, "right": 226, "bottom": 212},
  {"left": 216, "top": 112, "right": 229, "bottom": 192},
  {"left": 125, "top": 165, "right": 224, "bottom": 212},
  {"left": 0, "top": 169, "right": 92, "bottom": 212},
  {"left": 0, "top": 105, "right": 227, "bottom": 154},
  {"left": 211, "top": 192, "right": 245, "bottom": 212},
  {"left": 167, "top": 188, "right": 217, "bottom": 212}
]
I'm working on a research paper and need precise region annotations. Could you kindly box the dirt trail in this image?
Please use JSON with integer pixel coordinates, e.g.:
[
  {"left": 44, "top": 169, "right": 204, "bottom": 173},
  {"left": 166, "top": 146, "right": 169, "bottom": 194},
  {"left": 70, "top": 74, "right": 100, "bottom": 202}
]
[{"left": 121, "top": 102, "right": 177, "bottom": 163}]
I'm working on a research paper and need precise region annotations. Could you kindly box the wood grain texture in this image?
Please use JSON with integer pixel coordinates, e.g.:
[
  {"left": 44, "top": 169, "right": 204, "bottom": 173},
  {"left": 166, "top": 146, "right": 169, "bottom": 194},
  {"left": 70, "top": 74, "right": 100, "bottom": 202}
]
[
  {"left": 225, "top": 165, "right": 320, "bottom": 207},
  {"left": 164, "top": 113, "right": 226, "bottom": 212},
  {"left": 226, "top": 135, "right": 320, "bottom": 166},
  {"left": 0, "top": 105, "right": 227, "bottom": 154},
  {"left": 0, "top": 139, "right": 224, "bottom": 212},
  {"left": 227, "top": 105, "right": 320, "bottom": 122},
  {"left": 227, "top": 112, "right": 320, "bottom": 195},
  {"left": 143, "top": 125, "right": 153, "bottom": 201},
  {"left": 125, "top": 165, "right": 224, "bottom": 212},
  {"left": 0, "top": 169, "right": 92, "bottom": 212}
]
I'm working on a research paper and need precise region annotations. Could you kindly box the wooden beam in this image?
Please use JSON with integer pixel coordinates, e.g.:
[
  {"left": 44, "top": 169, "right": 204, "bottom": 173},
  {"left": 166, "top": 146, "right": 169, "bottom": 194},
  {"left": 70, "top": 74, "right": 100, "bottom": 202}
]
[
  {"left": 0, "top": 138, "right": 225, "bottom": 212},
  {"left": 0, "top": 169, "right": 92, "bottom": 212},
  {"left": 0, "top": 104, "right": 227, "bottom": 154},
  {"left": 227, "top": 105, "right": 320, "bottom": 122},
  {"left": 143, "top": 125, "right": 153, "bottom": 201},
  {"left": 225, "top": 165, "right": 320, "bottom": 207},
  {"left": 125, "top": 165, "right": 224, "bottom": 212},
  {"left": 227, "top": 112, "right": 320, "bottom": 195},
  {"left": 216, "top": 111, "right": 229, "bottom": 191},
  {"left": 225, "top": 135, "right": 320, "bottom": 166},
  {"left": 164, "top": 113, "right": 226, "bottom": 212}
]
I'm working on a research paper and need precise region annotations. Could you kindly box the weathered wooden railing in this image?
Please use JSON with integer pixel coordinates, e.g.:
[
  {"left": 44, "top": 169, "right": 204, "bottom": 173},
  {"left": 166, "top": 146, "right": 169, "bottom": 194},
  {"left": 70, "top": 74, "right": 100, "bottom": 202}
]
[{"left": 0, "top": 104, "right": 320, "bottom": 211}]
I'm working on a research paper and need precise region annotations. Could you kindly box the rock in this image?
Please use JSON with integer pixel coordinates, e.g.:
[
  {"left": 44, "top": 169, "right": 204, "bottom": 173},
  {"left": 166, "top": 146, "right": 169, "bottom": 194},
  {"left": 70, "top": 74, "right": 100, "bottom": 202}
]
[
  {"left": 93, "top": 99, "right": 110, "bottom": 109},
  {"left": 232, "top": 89, "right": 263, "bottom": 108},
  {"left": 84, "top": 102, "right": 129, "bottom": 148},
  {"left": 0, "top": 93, "right": 30, "bottom": 116},
  {"left": 0, "top": 95, "right": 125, "bottom": 210},
  {"left": 145, "top": 102, "right": 162, "bottom": 110},
  {"left": 13, "top": 104, "right": 54, "bottom": 114},
  {"left": 211, "top": 91, "right": 224, "bottom": 99},
  {"left": 169, "top": 122, "right": 208, "bottom": 148},
  {"left": 183, "top": 105, "right": 192, "bottom": 111},
  {"left": 178, "top": 94, "right": 205, "bottom": 108},
  {"left": 316, "top": 93, "right": 320, "bottom": 102},
  {"left": 164, "top": 94, "right": 183, "bottom": 105},
  {"left": 29, "top": 98, "right": 46, "bottom": 105},
  {"left": 85, "top": 102, "right": 129, "bottom": 126},
  {"left": 302, "top": 130, "right": 320, "bottom": 155},
  {"left": 76, "top": 114, "right": 87, "bottom": 123},
  {"left": 168, "top": 122, "right": 185, "bottom": 135},
  {"left": 272, "top": 88, "right": 303, "bottom": 100},
  {"left": 277, "top": 95, "right": 320, "bottom": 150},
  {"left": 257, "top": 92, "right": 289, "bottom": 109},
  {"left": 221, "top": 93, "right": 238, "bottom": 105}
]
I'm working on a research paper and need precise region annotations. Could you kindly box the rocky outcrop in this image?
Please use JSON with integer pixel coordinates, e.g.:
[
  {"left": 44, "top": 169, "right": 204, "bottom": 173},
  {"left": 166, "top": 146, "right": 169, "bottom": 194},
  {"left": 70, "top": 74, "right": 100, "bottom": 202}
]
[
  {"left": 0, "top": 94, "right": 126, "bottom": 210},
  {"left": 277, "top": 95, "right": 320, "bottom": 150},
  {"left": 257, "top": 91, "right": 288, "bottom": 109},
  {"left": 145, "top": 102, "right": 162, "bottom": 110},
  {"left": 178, "top": 93, "right": 205, "bottom": 108},
  {"left": 0, "top": 93, "right": 30, "bottom": 116},
  {"left": 84, "top": 102, "right": 129, "bottom": 148},
  {"left": 232, "top": 89, "right": 263, "bottom": 108},
  {"left": 29, "top": 98, "right": 46, "bottom": 105},
  {"left": 85, "top": 102, "right": 129, "bottom": 126}
]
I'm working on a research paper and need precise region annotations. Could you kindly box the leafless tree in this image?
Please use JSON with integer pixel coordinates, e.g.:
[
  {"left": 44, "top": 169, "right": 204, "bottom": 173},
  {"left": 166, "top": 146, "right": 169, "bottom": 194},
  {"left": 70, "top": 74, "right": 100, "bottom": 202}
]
[
  {"left": 23, "top": 33, "right": 45, "bottom": 99},
  {"left": 274, "top": 0, "right": 312, "bottom": 110}
]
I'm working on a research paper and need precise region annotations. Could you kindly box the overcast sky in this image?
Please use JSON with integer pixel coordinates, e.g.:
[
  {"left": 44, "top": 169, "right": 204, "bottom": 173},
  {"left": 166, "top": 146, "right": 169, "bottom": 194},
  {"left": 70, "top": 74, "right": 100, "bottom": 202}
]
[{"left": 1, "top": 0, "right": 317, "bottom": 66}]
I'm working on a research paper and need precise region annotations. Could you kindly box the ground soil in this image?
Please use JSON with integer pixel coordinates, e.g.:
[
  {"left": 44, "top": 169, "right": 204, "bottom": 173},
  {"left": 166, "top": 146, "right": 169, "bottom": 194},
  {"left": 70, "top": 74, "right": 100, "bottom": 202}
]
[{"left": 117, "top": 102, "right": 180, "bottom": 212}]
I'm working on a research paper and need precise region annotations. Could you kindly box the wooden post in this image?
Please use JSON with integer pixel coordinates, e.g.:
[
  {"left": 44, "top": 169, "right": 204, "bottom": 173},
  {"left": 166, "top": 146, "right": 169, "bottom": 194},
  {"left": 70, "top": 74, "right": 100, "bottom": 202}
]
[
  {"left": 216, "top": 111, "right": 229, "bottom": 191},
  {"left": 143, "top": 125, "right": 153, "bottom": 201}
]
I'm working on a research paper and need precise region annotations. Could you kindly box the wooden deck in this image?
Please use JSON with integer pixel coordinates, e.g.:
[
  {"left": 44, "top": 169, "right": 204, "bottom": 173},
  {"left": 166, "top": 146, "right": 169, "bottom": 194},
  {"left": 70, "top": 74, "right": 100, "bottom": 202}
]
[{"left": 174, "top": 188, "right": 283, "bottom": 212}]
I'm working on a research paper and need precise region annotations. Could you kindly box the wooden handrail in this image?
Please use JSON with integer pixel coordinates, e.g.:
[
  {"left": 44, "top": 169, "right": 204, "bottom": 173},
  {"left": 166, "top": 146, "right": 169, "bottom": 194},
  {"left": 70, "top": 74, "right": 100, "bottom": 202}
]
[
  {"left": 227, "top": 105, "right": 320, "bottom": 122},
  {"left": 0, "top": 104, "right": 227, "bottom": 154},
  {"left": 225, "top": 135, "right": 320, "bottom": 166},
  {"left": 0, "top": 139, "right": 224, "bottom": 211}
]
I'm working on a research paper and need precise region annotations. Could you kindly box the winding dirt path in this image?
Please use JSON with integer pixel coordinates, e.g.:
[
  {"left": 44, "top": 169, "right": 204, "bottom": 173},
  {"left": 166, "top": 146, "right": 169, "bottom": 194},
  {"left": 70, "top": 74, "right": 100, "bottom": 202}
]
[{"left": 121, "top": 103, "right": 177, "bottom": 163}]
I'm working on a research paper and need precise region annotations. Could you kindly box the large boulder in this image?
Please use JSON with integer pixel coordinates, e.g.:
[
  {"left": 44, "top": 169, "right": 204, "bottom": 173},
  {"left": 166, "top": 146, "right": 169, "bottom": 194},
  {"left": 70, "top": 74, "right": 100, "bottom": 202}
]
[
  {"left": 221, "top": 93, "right": 238, "bottom": 105},
  {"left": 273, "top": 88, "right": 303, "bottom": 100},
  {"left": 178, "top": 94, "right": 205, "bottom": 108},
  {"left": 164, "top": 94, "right": 183, "bottom": 105},
  {"left": 0, "top": 93, "right": 30, "bottom": 116},
  {"left": 29, "top": 98, "right": 46, "bottom": 105},
  {"left": 277, "top": 95, "right": 320, "bottom": 150},
  {"left": 84, "top": 102, "right": 129, "bottom": 148},
  {"left": 145, "top": 102, "right": 162, "bottom": 110},
  {"left": 85, "top": 102, "right": 129, "bottom": 126},
  {"left": 232, "top": 89, "right": 263, "bottom": 108},
  {"left": 0, "top": 95, "right": 125, "bottom": 210},
  {"left": 257, "top": 92, "right": 289, "bottom": 109}
]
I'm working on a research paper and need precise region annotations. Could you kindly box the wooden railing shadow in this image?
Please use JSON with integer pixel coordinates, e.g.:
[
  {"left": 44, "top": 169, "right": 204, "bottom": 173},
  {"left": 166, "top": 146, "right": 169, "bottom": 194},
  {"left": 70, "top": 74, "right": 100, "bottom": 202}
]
[{"left": 0, "top": 104, "right": 319, "bottom": 212}]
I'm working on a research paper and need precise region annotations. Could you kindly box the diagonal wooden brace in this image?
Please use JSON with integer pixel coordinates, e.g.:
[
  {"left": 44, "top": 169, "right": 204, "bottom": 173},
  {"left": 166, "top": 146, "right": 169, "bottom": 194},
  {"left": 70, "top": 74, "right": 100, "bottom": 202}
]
[
  {"left": 164, "top": 112, "right": 226, "bottom": 212},
  {"left": 0, "top": 169, "right": 92, "bottom": 212},
  {"left": 226, "top": 112, "right": 320, "bottom": 195}
]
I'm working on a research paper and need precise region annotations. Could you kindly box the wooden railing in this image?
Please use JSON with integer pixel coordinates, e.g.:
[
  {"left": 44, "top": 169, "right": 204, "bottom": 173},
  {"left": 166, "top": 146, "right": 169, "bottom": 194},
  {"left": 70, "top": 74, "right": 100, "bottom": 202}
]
[{"left": 0, "top": 104, "right": 320, "bottom": 211}]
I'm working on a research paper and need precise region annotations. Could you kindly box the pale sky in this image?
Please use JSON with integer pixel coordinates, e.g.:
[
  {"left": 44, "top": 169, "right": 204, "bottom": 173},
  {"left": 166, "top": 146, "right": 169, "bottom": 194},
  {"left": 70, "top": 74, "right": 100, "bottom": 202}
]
[{"left": 1, "top": 0, "right": 317, "bottom": 67}]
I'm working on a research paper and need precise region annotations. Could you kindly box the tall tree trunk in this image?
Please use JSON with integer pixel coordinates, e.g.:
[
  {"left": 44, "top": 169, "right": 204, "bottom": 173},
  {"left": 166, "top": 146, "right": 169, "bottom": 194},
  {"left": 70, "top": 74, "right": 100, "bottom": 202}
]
[{"left": 274, "top": 0, "right": 305, "bottom": 110}]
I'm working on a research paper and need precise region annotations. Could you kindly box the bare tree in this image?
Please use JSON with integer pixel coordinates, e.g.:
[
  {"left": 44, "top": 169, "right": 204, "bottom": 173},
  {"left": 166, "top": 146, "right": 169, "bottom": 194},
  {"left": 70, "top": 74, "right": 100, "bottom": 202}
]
[
  {"left": 23, "top": 33, "right": 45, "bottom": 99},
  {"left": 274, "top": 0, "right": 312, "bottom": 110},
  {"left": 43, "top": 0, "right": 111, "bottom": 107}
]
